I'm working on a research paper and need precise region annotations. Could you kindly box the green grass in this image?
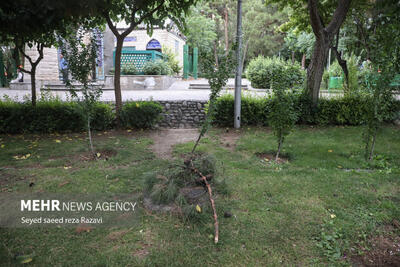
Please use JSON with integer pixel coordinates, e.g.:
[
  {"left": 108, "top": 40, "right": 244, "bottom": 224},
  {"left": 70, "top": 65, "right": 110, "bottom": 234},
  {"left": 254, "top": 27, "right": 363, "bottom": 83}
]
[{"left": 0, "top": 126, "right": 399, "bottom": 266}]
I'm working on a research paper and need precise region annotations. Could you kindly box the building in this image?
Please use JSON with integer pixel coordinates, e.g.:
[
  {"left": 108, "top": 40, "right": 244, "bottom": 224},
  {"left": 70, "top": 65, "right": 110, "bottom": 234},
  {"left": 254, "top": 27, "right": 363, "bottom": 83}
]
[{"left": 20, "top": 23, "right": 186, "bottom": 85}]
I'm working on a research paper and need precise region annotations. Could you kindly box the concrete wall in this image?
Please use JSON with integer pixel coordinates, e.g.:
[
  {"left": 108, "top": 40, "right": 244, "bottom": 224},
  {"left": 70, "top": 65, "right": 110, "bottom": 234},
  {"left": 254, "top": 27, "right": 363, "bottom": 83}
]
[{"left": 23, "top": 46, "right": 60, "bottom": 82}]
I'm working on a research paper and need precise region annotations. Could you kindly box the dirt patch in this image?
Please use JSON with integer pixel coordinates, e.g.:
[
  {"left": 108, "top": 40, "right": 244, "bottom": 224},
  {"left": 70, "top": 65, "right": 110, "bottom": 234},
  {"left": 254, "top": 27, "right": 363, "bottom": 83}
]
[
  {"left": 218, "top": 129, "right": 241, "bottom": 151},
  {"left": 107, "top": 229, "right": 130, "bottom": 241},
  {"left": 255, "top": 152, "right": 289, "bottom": 164},
  {"left": 149, "top": 129, "right": 199, "bottom": 159},
  {"left": 351, "top": 232, "right": 400, "bottom": 267}
]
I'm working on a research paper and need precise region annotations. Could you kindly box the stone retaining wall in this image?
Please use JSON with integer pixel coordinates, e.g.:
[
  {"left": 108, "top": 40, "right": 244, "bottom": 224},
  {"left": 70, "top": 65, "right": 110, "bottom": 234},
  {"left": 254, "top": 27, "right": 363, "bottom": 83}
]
[{"left": 156, "top": 100, "right": 207, "bottom": 128}]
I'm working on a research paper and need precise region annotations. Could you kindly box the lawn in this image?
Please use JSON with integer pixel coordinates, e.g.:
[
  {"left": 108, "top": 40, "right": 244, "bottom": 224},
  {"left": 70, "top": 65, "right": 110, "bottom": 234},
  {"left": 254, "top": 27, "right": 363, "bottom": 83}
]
[{"left": 0, "top": 125, "right": 399, "bottom": 266}]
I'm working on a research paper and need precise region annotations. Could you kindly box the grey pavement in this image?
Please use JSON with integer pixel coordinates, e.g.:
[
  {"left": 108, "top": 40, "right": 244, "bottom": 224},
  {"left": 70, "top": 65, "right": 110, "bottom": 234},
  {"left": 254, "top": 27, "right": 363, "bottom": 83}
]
[{"left": 0, "top": 78, "right": 269, "bottom": 102}]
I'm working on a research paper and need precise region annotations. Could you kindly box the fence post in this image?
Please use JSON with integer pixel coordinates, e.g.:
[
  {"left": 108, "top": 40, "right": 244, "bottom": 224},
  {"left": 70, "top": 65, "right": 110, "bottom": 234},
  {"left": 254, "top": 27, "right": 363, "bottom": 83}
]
[
  {"left": 183, "top": 45, "right": 189, "bottom": 79},
  {"left": 193, "top": 47, "right": 198, "bottom": 79}
]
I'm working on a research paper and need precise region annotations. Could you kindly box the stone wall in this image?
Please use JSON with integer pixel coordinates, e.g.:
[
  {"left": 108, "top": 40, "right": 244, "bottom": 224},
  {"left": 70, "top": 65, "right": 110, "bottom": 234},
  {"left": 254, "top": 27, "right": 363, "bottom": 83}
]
[{"left": 156, "top": 100, "right": 207, "bottom": 128}]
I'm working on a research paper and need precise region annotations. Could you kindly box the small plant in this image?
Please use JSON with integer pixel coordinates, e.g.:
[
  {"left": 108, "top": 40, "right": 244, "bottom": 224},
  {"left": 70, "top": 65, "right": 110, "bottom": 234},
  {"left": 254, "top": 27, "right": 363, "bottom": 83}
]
[
  {"left": 59, "top": 27, "right": 102, "bottom": 157},
  {"left": 162, "top": 45, "right": 182, "bottom": 75},
  {"left": 142, "top": 59, "right": 172, "bottom": 75},
  {"left": 121, "top": 64, "right": 137, "bottom": 75},
  {"left": 267, "top": 66, "right": 298, "bottom": 161},
  {"left": 362, "top": 71, "right": 395, "bottom": 161}
]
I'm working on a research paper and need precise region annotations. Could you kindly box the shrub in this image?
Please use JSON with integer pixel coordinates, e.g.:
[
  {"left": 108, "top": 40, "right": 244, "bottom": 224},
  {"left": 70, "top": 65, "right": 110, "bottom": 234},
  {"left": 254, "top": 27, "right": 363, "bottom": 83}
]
[
  {"left": 246, "top": 56, "right": 305, "bottom": 89},
  {"left": 162, "top": 46, "right": 182, "bottom": 75},
  {"left": 212, "top": 94, "right": 269, "bottom": 126},
  {"left": 119, "top": 101, "right": 163, "bottom": 129},
  {"left": 142, "top": 59, "right": 172, "bottom": 75},
  {"left": 91, "top": 103, "right": 114, "bottom": 130},
  {"left": 0, "top": 99, "right": 114, "bottom": 134},
  {"left": 212, "top": 93, "right": 400, "bottom": 127},
  {"left": 121, "top": 64, "right": 138, "bottom": 75}
]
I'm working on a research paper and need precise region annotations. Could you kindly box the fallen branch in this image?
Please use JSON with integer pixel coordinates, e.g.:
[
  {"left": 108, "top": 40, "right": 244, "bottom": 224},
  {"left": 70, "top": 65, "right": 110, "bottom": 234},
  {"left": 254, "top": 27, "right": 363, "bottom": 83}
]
[{"left": 189, "top": 160, "right": 219, "bottom": 244}]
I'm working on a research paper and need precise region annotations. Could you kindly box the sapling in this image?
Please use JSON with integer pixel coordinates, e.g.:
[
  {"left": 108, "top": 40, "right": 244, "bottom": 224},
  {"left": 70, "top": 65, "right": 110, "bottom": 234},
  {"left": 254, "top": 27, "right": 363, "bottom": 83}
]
[
  {"left": 191, "top": 50, "right": 235, "bottom": 153},
  {"left": 59, "top": 28, "right": 103, "bottom": 157},
  {"left": 190, "top": 49, "right": 234, "bottom": 244},
  {"left": 267, "top": 68, "right": 298, "bottom": 161},
  {"left": 363, "top": 71, "right": 395, "bottom": 161}
]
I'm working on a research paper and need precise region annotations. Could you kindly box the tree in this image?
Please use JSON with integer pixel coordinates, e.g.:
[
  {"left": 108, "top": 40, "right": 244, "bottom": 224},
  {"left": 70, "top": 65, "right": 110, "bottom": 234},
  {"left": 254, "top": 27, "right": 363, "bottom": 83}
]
[
  {"left": 184, "top": 6, "right": 218, "bottom": 54},
  {"left": 60, "top": 28, "right": 102, "bottom": 157},
  {"left": 101, "top": 0, "right": 197, "bottom": 122},
  {"left": 267, "top": 0, "right": 353, "bottom": 105},
  {"left": 0, "top": 0, "right": 103, "bottom": 106}
]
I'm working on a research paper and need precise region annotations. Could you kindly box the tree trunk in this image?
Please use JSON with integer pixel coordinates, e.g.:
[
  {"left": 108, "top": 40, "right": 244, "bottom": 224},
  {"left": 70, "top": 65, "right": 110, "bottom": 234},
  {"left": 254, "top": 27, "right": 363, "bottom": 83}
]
[
  {"left": 306, "top": 0, "right": 352, "bottom": 106},
  {"left": 114, "top": 37, "right": 123, "bottom": 120},
  {"left": 224, "top": 6, "right": 229, "bottom": 55},
  {"left": 213, "top": 41, "right": 219, "bottom": 68},
  {"left": 369, "top": 127, "right": 378, "bottom": 161},
  {"left": 291, "top": 51, "right": 295, "bottom": 64},
  {"left": 276, "top": 135, "right": 283, "bottom": 161},
  {"left": 30, "top": 67, "right": 37, "bottom": 106},
  {"left": 87, "top": 116, "right": 95, "bottom": 157},
  {"left": 301, "top": 53, "right": 306, "bottom": 69},
  {"left": 307, "top": 36, "right": 330, "bottom": 105}
]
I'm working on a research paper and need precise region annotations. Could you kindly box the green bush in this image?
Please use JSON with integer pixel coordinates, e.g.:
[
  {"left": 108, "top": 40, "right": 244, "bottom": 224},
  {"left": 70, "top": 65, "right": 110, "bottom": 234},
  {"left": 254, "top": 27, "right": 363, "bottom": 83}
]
[
  {"left": 119, "top": 101, "right": 163, "bottom": 129},
  {"left": 246, "top": 56, "right": 305, "bottom": 89},
  {"left": 0, "top": 99, "right": 114, "bottom": 134},
  {"left": 121, "top": 64, "right": 138, "bottom": 75},
  {"left": 90, "top": 103, "right": 114, "bottom": 130},
  {"left": 142, "top": 59, "right": 172, "bottom": 75},
  {"left": 212, "top": 94, "right": 269, "bottom": 126},
  {"left": 212, "top": 93, "right": 400, "bottom": 127},
  {"left": 162, "top": 46, "right": 182, "bottom": 75}
]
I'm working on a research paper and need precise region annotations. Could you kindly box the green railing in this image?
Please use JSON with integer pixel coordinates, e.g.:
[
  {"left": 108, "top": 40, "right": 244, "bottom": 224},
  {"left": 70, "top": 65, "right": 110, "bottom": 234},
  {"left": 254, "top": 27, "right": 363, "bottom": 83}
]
[{"left": 113, "top": 48, "right": 163, "bottom": 73}]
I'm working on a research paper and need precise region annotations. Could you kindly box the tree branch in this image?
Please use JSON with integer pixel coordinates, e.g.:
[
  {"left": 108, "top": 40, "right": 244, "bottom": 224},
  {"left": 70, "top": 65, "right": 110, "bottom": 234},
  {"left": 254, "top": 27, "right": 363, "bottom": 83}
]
[
  {"left": 104, "top": 12, "right": 120, "bottom": 37},
  {"left": 326, "top": 0, "right": 352, "bottom": 34},
  {"left": 308, "top": 0, "right": 324, "bottom": 38}
]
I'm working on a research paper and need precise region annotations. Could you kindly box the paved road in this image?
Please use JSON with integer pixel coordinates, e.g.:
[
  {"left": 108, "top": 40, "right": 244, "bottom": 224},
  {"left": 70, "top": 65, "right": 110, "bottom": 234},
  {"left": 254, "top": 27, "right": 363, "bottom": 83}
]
[{"left": 0, "top": 78, "right": 269, "bottom": 102}]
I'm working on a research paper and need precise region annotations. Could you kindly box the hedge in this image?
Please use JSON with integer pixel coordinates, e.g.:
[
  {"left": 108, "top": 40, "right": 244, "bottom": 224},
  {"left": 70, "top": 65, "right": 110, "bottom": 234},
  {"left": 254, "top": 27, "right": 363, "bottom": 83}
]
[
  {"left": 212, "top": 93, "right": 400, "bottom": 126},
  {"left": 0, "top": 100, "right": 113, "bottom": 134},
  {"left": 119, "top": 101, "right": 163, "bottom": 129}
]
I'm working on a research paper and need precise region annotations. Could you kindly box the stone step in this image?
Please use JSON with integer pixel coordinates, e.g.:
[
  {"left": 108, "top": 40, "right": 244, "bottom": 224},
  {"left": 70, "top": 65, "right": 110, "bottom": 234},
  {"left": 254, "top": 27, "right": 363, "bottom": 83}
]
[
  {"left": 189, "top": 83, "right": 248, "bottom": 90},
  {"left": 42, "top": 85, "right": 114, "bottom": 91}
]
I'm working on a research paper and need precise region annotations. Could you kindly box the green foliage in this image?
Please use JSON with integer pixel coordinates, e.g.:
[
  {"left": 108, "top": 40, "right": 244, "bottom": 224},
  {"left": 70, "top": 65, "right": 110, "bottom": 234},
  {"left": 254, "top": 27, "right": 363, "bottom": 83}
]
[
  {"left": 212, "top": 93, "right": 400, "bottom": 127},
  {"left": 212, "top": 94, "right": 268, "bottom": 126},
  {"left": 0, "top": 98, "right": 114, "bottom": 134},
  {"left": 192, "top": 48, "right": 235, "bottom": 153},
  {"left": 143, "top": 153, "right": 226, "bottom": 222},
  {"left": 242, "top": 2, "right": 288, "bottom": 60},
  {"left": 119, "top": 101, "right": 163, "bottom": 129},
  {"left": 322, "top": 60, "right": 343, "bottom": 90},
  {"left": 362, "top": 71, "right": 396, "bottom": 160},
  {"left": 121, "top": 64, "right": 137, "bottom": 75},
  {"left": 268, "top": 91, "right": 298, "bottom": 157},
  {"left": 142, "top": 59, "right": 172, "bottom": 75},
  {"left": 90, "top": 103, "right": 114, "bottom": 130},
  {"left": 246, "top": 56, "right": 305, "bottom": 89},
  {"left": 184, "top": 5, "right": 217, "bottom": 54},
  {"left": 162, "top": 46, "right": 181, "bottom": 75}
]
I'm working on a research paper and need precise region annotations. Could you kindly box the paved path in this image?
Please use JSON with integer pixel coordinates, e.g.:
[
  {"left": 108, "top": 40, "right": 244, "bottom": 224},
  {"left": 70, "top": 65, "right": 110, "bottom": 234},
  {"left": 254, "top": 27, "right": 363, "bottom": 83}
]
[{"left": 0, "top": 78, "right": 269, "bottom": 102}]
